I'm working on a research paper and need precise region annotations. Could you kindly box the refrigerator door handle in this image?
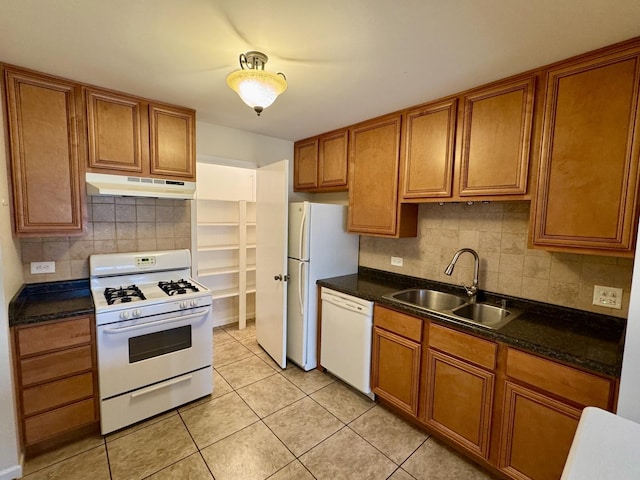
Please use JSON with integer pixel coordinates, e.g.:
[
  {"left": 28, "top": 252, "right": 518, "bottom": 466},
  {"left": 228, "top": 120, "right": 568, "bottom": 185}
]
[
  {"left": 299, "top": 207, "right": 307, "bottom": 260},
  {"left": 298, "top": 261, "right": 305, "bottom": 315}
]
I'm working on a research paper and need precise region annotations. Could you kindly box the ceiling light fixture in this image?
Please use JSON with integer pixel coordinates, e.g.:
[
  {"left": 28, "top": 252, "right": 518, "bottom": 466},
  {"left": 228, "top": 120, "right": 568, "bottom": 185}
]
[{"left": 226, "top": 51, "right": 287, "bottom": 116}]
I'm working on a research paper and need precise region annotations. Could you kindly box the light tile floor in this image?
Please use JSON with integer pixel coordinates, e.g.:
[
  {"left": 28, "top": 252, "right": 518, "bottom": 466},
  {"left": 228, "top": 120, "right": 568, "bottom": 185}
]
[{"left": 21, "top": 321, "right": 498, "bottom": 480}]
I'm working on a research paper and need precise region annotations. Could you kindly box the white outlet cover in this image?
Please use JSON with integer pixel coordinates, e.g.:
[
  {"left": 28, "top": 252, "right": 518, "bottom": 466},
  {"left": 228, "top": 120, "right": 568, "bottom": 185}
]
[
  {"left": 391, "top": 256, "right": 403, "bottom": 267},
  {"left": 592, "top": 285, "right": 623, "bottom": 309},
  {"left": 30, "top": 261, "right": 55, "bottom": 274}
]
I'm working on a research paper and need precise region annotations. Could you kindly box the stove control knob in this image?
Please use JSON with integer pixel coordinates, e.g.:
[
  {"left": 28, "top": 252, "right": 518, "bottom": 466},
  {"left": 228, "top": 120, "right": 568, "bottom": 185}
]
[
  {"left": 120, "top": 311, "right": 131, "bottom": 320},
  {"left": 180, "top": 301, "right": 188, "bottom": 309},
  {"left": 133, "top": 309, "right": 142, "bottom": 317},
  {"left": 190, "top": 299, "right": 198, "bottom": 307}
]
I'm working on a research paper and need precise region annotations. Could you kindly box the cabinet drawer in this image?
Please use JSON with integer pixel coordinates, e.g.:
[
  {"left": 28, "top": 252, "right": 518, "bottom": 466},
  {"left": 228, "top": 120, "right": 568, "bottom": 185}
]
[
  {"left": 21, "top": 345, "right": 93, "bottom": 386},
  {"left": 23, "top": 372, "right": 94, "bottom": 416},
  {"left": 428, "top": 323, "right": 496, "bottom": 370},
  {"left": 374, "top": 305, "right": 422, "bottom": 342},
  {"left": 17, "top": 317, "right": 92, "bottom": 357},
  {"left": 506, "top": 348, "right": 613, "bottom": 409},
  {"left": 24, "top": 398, "right": 96, "bottom": 445}
]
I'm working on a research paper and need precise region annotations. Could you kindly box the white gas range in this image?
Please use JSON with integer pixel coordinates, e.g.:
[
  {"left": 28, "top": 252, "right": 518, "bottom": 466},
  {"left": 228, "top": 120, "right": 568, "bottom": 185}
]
[{"left": 89, "top": 249, "right": 213, "bottom": 434}]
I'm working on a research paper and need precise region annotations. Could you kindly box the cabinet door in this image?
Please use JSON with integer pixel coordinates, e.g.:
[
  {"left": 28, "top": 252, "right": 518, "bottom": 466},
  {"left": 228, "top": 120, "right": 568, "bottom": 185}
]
[
  {"left": 85, "top": 88, "right": 143, "bottom": 173},
  {"left": 424, "top": 349, "right": 494, "bottom": 459},
  {"left": 349, "top": 115, "right": 417, "bottom": 236},
  {"left": 4, "top": 69, "right": 84, "bottom": 235},
  {"left": 499, "top": 382, "right": 581, "bottom": 480},
  {"left": 401, "top": 99, "right": 457, "bottom": 199},
  {"left": 293, "top": 138, "right": 319, "bottom": 190},
  {"left": 149, "top": 104, "right": 195, "bottom": 180},
  {"left": 371, "top": 326, "right": 421, "bottom": 416},
  {"left": 532, "top": 47, "right": 640, "bottom": 253},
  {"left": 318, "top": 130, "right": 348, "bottom": 189},
  {"left": 459, "top": 77, "right": 535, "bottom": 196}
]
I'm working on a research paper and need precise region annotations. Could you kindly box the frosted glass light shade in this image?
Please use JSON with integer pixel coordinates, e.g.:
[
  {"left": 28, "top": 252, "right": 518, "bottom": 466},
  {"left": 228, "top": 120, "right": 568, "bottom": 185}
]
[{"left": 226, "top": 70, "right": 287, "bottom": 115}]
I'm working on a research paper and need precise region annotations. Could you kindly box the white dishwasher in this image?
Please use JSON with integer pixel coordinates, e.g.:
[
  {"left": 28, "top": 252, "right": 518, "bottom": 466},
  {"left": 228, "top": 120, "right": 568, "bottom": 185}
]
[{"left": 320, "top": 287, "right": 374, "bottom": 398}]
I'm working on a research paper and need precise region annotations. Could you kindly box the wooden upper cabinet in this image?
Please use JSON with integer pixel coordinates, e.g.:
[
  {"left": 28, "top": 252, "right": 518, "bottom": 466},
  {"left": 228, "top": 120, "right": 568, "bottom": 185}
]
[
  {"left": 401, "top": 99, "right": 457, "bottom": 199},
  {"left": 293, "top": 129, "right": 348, "bottom": 192},
  {"left": 85, "top": 90, "right": 195, "bottom": 181},
  {"left": 532, "top": 46, "right": 640, "bottom": 255},
  {"left": 348, "top": 115, "right": 418, "bottom": 237},
  {"left": 4, "top": 68, "right": 85, "bottom": 236},
  {"left": 459, "top": 77, "right": 535, "bottom": 196},
  {"left": 318, "top": 130, "right": 348, "bottom": 188},
  {"left": 149, "top": 103, "right": 195, "bottom": 179},
  {"left": 293, "top": 138, "right": 319, "bottom": 190},
  {"left": 85, "top": 88, "right": 143, "bottom": 173}
]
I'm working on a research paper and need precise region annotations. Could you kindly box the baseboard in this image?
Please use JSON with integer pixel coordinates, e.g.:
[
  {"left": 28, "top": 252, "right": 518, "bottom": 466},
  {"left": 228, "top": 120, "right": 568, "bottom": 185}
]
[
  {"left": 212, "top": 314, "right": 256, "bottom": 329},
  {"left": 0, "top": 463, "right": 22, "bottom": 480}
]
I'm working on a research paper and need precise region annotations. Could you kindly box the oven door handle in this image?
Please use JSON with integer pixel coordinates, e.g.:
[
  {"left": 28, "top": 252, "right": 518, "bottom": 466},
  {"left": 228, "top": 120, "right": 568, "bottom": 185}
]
[
  {"left": 130, "top": 374, "right": 193, "bottom": 399},
  {"left": 102, "top": 309, "right": 209, "bottom": 334}
]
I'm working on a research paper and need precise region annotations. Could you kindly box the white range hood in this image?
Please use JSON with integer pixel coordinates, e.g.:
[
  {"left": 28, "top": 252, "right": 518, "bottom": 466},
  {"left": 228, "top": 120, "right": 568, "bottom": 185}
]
[{"left": 86, "top": 172, "right": 195, "bottom": 200}]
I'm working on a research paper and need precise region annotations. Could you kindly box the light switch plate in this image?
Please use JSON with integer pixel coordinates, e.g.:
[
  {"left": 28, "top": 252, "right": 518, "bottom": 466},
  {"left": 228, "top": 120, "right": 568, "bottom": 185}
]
[
  {"left": 30, "top": 261, "right": 55, "bottom": 274},
  {"left": 391, "top": 256, "right": 403, "bottom": 267},
  {"left": 592, "top": 285, "right": 623, "bottom": 309}
]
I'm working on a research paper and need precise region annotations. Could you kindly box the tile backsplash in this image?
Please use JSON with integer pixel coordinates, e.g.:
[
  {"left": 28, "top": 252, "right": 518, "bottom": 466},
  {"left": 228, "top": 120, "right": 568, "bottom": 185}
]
[
  {"left": 359, "top": 201, "right": 633, "bottom": 318},
  {"left": 20, "top": 196, "right": 191, "bottom": 283}
]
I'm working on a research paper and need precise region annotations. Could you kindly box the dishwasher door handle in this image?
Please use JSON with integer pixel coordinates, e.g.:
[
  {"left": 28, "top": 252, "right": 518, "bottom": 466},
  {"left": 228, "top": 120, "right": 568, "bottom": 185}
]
[{"left": 323, "top": 294, "right": 366, "bottom": 314}]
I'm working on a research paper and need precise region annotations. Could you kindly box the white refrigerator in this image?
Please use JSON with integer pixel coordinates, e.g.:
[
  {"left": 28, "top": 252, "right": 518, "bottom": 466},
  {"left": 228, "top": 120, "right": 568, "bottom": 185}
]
[{"left": 287, "top": 202, "right": 359, "bottom": 370}]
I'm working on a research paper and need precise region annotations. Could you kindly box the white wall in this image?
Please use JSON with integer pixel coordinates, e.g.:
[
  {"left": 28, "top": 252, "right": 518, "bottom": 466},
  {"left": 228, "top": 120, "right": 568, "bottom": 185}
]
[
  {"left": 617, "top": 227, "right": 640, "bottom": 422},
  {"left": 0, "top": 108, "right": 24, "bottom": 479},
  {"left": 196, "top": 120, "right": 314, "bottom": 202},
  {"left": 196, "top": 121, "right": 292, "bottom": 168}
]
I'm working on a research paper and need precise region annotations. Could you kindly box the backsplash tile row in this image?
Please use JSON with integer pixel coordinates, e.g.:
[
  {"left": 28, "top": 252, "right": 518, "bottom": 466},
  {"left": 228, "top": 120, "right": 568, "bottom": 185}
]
[
  {"left": 359, "top": 202, "right": 633, "bottom": 318},
  {"left": 20, "top": 196, "right": 192, "bottom": 283}
]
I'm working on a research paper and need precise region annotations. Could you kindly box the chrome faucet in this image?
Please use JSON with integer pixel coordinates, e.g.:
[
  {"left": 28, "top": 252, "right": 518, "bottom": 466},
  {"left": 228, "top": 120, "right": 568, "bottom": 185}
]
[{"left": 444, "top": 248, "right": 480, "bottom": 302}]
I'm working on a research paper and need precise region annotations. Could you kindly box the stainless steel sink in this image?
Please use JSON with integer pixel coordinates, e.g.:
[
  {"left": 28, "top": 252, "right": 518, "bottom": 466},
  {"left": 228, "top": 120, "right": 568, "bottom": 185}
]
[
  {"left": 449, "top": 302, "right": 520, "bottom": 330},
  {"left": 383, "top": 288, "right": 467, "bottom": 313},
  {"left": 383, "top": 288, "right": 520, "bottom": 330}
]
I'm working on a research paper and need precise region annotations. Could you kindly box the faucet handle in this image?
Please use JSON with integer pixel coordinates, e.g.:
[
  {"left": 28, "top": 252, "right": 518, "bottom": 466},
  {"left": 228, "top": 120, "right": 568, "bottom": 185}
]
[{"left": 461, "top": 282, "right": 478, "bottom": 296}]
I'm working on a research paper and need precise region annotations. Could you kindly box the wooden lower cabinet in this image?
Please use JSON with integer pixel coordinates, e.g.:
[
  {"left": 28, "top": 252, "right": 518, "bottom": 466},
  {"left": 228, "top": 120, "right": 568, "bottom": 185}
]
[
  {"left": 13, "top": 316, "right": 99, "bottom": 449},
  {"left": 371, "top": 326, "right": 421, "bottom": 416},
  {"left": 425, "top": 349, "right": 494, "bottom": 458},
  {"left": 499, "top": 382, "right": 581, "bottom": 480},
  {"left": 371, "top": 306, "right": 422, "bottom": 416},
  {"left": 369, "top": 305, "right": 617, "bottom": 480}
]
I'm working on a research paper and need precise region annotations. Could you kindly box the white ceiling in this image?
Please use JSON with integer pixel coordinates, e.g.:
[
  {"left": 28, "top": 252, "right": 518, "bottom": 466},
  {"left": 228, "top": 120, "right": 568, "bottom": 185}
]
[{"left": 1, "top": 0, "right": 640, "bottom": 142}]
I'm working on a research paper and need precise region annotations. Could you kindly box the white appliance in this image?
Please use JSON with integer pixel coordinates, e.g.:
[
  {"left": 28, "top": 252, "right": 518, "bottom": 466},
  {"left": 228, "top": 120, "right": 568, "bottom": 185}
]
[
  {"left": 618, "top": 227, "right": 640, "bottom": 423},
  {"left": 86, "top": 172, "right": 196, "bottom": 199},
  {"left": 287, "top": 202, "right": 359, "bottom": 370},
  {"left": 320, "top": 288, "right": 374, "bottom": 397},
  {"left": 89, "top": 249, "right": 213, "bottom": 434},
  {"left": 562, "top": 407, "right": 640, "bottom": 479}
]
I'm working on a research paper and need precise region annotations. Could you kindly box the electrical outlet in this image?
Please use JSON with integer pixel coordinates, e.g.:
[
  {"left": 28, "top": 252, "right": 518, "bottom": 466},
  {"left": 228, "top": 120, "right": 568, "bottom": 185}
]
[
  {"left": 391, "top": 256, "right": 403, "bottom": 267},
  {"left": 592, "top": 285, "right": 623, "bottom": 309},
  {"left": 30, "top": 261, "right": 55, "bottom": 274}
]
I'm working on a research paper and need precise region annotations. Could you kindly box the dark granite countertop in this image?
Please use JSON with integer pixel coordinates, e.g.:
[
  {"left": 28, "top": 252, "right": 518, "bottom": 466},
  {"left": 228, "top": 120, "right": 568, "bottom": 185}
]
[
  {"left": 9, "top": 279, "right": 94, "bottom": 327},
  {"left": 317, "top": 267, "right": 626, "bottom": 378}
]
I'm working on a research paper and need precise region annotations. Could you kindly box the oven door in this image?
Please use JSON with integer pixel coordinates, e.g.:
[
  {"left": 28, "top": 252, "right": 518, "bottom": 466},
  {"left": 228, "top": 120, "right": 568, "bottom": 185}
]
[{"left": 97, "top": 306, "right": 212, "bottom": 399}]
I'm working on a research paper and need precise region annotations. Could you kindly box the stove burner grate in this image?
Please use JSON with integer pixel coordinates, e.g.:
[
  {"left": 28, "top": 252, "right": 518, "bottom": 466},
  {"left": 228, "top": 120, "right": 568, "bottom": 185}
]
[
  {"left": 158, "top": 279, "right": 200, "bottom": 296},
  {"left": 104, "top": 285, "right": 146, "bottom": 305}
]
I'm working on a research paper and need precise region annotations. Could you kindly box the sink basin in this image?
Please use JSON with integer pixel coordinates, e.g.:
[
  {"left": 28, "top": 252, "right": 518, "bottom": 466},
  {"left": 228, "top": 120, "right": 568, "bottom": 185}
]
[
  {"left": 384, "top": 288, "right": 467, "bottom": 312},
  {"left": 450, "top": 302, "right": 520, "bottom": 330}
]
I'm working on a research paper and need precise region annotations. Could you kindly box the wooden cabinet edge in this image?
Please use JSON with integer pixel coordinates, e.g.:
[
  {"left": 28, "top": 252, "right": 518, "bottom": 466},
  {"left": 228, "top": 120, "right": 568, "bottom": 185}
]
[
  {"left": 2, "top": 66, "right": 86, "bottom": 236},
  {"left": 458, "top": 76, "right": 536, "bottom": 198}
]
